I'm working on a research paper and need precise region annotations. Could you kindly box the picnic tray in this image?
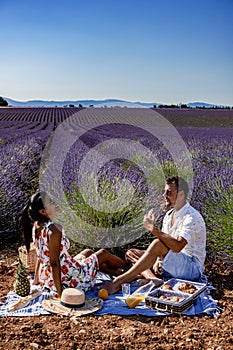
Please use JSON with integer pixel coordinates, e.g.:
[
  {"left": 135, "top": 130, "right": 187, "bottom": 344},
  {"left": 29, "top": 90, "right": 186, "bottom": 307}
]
[{"left": 145, "top": 278, "right": 207, "bottom": 314}]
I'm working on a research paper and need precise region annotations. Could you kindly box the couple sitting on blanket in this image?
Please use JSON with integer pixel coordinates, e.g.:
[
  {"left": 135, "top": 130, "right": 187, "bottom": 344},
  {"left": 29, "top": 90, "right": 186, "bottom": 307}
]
[{"left": 21, "top": 176, "right": 206, "bottom": 298}]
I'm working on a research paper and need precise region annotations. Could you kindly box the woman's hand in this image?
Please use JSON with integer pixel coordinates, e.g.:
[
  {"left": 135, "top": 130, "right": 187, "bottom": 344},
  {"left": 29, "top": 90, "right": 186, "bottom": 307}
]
[
  {"left": 33, "top": 258, "right": 40, "bottom": 285},
  {"left": 32, "top": 278, "right": 40, "bottom": 285},
  {"left": 52, "top": 293, "right": 61, "bottom": 299}
]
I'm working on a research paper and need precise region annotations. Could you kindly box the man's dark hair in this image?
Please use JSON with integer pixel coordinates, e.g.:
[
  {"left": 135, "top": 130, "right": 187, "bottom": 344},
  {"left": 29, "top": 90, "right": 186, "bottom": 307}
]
[{"left": 166, "top": 176, "right": 189, "bottom": 199}]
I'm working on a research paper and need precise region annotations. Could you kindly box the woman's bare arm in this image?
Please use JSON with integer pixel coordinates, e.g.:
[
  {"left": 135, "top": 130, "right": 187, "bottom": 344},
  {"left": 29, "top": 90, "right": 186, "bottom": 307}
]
[{"left": 48, "top": 224, "right": 63, "bottom": 297}]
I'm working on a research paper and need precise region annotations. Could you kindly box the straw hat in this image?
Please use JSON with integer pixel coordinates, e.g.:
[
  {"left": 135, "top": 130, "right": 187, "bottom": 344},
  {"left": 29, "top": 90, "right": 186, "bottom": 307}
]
[{"left": 42, "top": 288, "right": 103, "bottom": 316}]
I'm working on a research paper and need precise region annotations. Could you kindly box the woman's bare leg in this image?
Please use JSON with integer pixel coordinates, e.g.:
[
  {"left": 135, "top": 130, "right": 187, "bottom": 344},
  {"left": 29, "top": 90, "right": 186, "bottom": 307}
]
[
  {"left": 79, "top": 248, "right": 94, "bottom": 257},
  {"left": 95, "top": 248, "right": 127, "bottom": 276}
]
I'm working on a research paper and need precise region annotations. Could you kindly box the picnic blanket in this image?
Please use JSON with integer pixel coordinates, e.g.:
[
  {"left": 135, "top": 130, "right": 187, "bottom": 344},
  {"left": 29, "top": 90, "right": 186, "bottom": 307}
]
[{"left": 0, "top": 273, "right": 220, "bottom": 318}]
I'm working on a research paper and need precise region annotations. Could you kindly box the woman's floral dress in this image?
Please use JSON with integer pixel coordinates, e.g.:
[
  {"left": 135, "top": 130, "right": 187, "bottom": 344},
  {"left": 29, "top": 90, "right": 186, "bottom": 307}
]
[{"left": 33, "top": 222, "right": 99, "bottom": 292}]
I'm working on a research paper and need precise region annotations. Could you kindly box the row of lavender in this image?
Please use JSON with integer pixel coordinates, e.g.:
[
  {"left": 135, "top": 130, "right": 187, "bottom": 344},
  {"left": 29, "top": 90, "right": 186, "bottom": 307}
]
[
  {"left": 0, "top": 107, "right": 82, "bottom": 125},
  {"left": 181, "top": 128, "right": 233, "bottom": 272},
  {"left": 1, "top": 107, "right": 233, "bottom": 127},
  {"left": 0, "top": 108, "right": 232, "bottom": 273}
]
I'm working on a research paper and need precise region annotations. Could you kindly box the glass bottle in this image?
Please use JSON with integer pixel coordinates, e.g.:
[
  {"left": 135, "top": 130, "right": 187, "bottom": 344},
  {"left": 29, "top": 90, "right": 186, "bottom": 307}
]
[{"left": 125, "top": 280, "right": 156, "bottom": 308}]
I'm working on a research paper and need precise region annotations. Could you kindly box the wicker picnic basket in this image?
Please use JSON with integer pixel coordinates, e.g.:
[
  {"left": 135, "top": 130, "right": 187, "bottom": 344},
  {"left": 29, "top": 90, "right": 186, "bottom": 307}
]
[
  {"left": 18, "top": 242, "right": 37, "bottom": 272},
  {"left": 145, "top": 278, "right": 207, "bottom": 314}
]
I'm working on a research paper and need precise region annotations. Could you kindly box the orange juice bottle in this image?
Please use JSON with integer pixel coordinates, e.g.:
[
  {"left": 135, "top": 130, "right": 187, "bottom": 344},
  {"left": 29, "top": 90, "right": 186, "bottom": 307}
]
[
  {"left": 125, "top": 294, "right": 145, "bottom": 308},
  {"left": 125, "top": 280, "right": 155, "bottom": 308}
]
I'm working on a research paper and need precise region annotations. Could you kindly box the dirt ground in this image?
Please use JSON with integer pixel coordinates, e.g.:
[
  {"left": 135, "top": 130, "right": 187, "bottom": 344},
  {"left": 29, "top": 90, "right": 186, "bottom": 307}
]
[{"left": 0, "top": 240, "right": 233, "bottom": 350}]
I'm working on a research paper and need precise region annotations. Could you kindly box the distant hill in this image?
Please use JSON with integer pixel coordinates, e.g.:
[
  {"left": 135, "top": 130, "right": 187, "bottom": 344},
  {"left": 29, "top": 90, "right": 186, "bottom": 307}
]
[
  {"left": 187, "top": 102, "right": 225, "bottom": 108},
  {"left": 4, "top": 97, "right": 155, "bottom": 108},
  {"left": 3, "top": 97, "right": 230, "bottom": 109}
]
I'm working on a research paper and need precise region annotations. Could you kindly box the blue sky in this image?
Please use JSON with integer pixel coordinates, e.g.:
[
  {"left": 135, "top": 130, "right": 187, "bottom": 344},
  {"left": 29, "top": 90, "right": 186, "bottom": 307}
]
[{"left": 1, "top": 0, "right": 233, "bottom": 105}]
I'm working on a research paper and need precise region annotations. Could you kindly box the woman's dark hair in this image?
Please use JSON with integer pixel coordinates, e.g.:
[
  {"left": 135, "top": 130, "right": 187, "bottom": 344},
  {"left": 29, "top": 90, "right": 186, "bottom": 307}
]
[
  {"left": 166, "top": 176, "right": 189, "bottom": 199},
  {"left": 20, "top": 191, "right": 47, "bottom": 253}
]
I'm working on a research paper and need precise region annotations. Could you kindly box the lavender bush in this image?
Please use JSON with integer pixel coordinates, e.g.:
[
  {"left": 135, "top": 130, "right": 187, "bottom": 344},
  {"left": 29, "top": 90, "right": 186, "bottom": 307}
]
[{"left": 0, "top": 122, "right": 54, "bottom": 238}]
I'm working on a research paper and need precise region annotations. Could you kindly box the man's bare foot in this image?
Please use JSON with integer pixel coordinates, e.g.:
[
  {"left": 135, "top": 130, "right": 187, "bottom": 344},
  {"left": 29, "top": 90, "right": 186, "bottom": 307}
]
[
  {"left": 138, "top": 278, "right": 164, "bottom": 287},
  {"left": 101, "top": 280, "right": 122, "bottom": 295},
  {"left": 150, "top": 278, "right": 164, "bottom": 287}
]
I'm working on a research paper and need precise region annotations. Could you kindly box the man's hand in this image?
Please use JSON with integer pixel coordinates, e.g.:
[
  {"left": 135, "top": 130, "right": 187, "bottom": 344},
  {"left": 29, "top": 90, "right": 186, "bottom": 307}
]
[
  {"left": 153, "top": 259, "right": 163, "bottom": 275},
  {"left": 148, "top": 208, "right": 155, "bottom": 222},
  {"left": 143, "top": 209, "right": 158, "bottom": 234}
]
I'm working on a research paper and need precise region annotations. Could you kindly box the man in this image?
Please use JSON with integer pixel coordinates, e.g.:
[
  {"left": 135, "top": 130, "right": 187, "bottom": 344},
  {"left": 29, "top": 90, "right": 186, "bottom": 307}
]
[{"left": 104, "top": 176, "right": 206, "bottom": 294}]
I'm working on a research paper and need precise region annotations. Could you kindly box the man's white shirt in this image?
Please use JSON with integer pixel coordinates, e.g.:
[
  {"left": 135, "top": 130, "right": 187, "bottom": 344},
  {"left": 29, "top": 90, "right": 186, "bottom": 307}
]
[{"left": 162, "top": 202, "right": 206, "bottom": 273}]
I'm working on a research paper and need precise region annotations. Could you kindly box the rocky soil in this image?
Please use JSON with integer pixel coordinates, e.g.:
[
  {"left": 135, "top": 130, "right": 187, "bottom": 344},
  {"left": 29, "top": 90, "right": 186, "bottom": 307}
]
[{"left": 0, "top": 240, "right": 233, "bottom": 350}]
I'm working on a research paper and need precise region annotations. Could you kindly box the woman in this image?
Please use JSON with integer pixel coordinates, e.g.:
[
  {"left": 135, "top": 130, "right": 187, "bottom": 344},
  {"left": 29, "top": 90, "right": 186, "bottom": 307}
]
[{"left": 20, "top": 191, "right": 126, "bottom": 297}]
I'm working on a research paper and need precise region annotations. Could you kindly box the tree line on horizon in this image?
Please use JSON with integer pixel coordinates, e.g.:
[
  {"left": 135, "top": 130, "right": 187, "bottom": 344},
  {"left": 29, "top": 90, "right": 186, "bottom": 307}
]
[{"left": 0, "top": 96, "right": 232, "bottom": 109}]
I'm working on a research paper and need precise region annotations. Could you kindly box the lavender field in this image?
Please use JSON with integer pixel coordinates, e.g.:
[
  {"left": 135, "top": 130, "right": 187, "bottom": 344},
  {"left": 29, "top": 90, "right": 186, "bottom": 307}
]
[{"left": 0, "top": 107, "right": 232, "bottom": 273}]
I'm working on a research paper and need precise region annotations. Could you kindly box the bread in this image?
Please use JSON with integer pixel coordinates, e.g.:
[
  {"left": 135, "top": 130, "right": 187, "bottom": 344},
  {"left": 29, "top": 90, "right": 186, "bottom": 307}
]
[
  {"left": 178, "top": 283, "right": 196, "bottom": 294},
  {"left": 185, "top": 288, "right": 196, "bottom": 294},
  {"left": 159, "top": 295, "right": 180, "bottom": 302},
  {"left": 8, "top": 289, "right": 42, "bottom": 312},
  {"left": 162, "top": 284, "right": 173, "bottom": 290},
  {"left": 172, "top": 296, "right": 179, "bottom": 302}
]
